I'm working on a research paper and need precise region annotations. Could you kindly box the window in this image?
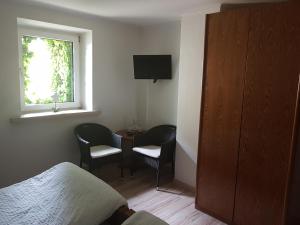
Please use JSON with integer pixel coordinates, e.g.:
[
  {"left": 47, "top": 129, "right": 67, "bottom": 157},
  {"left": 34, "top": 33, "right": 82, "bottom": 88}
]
[{"left": 18, "top": 28, "right": 80, "bottom": 111}]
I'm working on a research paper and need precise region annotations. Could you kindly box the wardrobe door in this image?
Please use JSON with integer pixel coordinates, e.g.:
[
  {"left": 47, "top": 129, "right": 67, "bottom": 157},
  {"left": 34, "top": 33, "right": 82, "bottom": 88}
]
[
  {"left": 234, "top": 4, "right": 300, "bottom": 225},
  {"left": 196, "top": 9, "right": 250, "bottom": 223}
]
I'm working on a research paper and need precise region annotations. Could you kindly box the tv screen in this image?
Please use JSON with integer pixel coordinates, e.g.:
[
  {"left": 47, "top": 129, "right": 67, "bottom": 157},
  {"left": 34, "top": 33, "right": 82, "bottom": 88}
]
[{"left": 133, "top": 55, "right": 172, "bottom": 80}]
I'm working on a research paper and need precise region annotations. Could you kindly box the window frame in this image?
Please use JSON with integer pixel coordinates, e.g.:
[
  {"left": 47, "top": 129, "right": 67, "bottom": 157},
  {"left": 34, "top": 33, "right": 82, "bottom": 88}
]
[{"left": 18, "top": 27, "right": 81, "bottom": 112}]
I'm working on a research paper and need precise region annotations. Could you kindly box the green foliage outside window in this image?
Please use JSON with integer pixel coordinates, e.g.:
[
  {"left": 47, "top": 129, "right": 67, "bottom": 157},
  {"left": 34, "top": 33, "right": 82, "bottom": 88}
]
[
  {"left": 22, "top": 36, "right": 34, "bottom": 104},
  {"left": 22, "top": 35, "right": 74, "bottom": 105}
]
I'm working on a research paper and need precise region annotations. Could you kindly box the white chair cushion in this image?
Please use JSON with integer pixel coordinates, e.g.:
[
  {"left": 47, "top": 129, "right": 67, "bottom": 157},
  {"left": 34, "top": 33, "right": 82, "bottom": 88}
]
[
  {"left": 90, "top": 145, "right": 122, "bottom": 158},
  {"left": 132, "top": 145, "right": 161, "bottom": 158}
]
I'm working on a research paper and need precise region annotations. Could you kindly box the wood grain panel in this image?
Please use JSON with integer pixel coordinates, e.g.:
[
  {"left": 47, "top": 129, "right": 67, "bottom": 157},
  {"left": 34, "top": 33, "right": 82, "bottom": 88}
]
[
  {"left": 196, "top": 9, "right": 250, "bottom": 223},
  {"left": 286, "top": 4, "right": 300, "bottom": 225},
  {"left": 287, "top": 122, "right": 300, "bottom": 225},
  {"left": 234, "top": 3, "right": 300, "bottom": 225}
]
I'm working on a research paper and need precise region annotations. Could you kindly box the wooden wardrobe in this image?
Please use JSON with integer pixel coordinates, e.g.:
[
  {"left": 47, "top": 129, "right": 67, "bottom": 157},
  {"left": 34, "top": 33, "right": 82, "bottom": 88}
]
[{"left": 196, "top": 2, "right": 300, "bottom": 225}]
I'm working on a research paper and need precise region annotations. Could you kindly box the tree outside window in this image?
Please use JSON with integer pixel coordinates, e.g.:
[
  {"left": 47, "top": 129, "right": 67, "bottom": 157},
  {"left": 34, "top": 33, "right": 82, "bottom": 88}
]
[{"left": 22, "top": 35, "right": 74, "bottom": 105}]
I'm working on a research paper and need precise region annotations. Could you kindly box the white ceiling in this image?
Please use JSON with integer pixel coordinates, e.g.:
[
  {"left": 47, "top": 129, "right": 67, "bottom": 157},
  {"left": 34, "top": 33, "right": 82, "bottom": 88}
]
[{"left": 21, "top": 0, "right": 283, "bottom": 25}]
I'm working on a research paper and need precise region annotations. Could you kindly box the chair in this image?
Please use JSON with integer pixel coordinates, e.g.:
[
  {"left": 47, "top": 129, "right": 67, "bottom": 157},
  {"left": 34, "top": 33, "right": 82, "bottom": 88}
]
[
  {"left": 74, "top": 123, "right": 123, "bottom": 176},
  {"left": 132, "top": 125, "right": 176, "bottom": 189}
]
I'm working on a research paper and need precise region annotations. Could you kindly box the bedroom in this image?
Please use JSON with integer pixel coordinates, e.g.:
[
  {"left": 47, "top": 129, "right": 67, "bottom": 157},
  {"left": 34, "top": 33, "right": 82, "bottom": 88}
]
[{"left": 0, "top": 0, "right": 299, "bottom": 225}]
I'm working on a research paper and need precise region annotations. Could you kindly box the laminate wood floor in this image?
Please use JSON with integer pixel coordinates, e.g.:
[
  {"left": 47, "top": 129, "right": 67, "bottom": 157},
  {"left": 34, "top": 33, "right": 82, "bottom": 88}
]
[{"left": 97, "top": 166, "right": 226, "bottom": 225}]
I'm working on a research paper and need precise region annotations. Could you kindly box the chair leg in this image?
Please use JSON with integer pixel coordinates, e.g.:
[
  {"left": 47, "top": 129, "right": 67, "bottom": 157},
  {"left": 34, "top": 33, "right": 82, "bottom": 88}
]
[
  {"left": 156, "top": 168, "right": 160, "bottom": 191},
  {"left": 171, "top": 158, "right": 175, "bottom": 177},
  {"left": 88, "top": 161, "right": 93, "bottom": 173},
  {"left": 119, "top": 154, "right": 124, "bottom": 178},
  {"left": 130, "top": 161, "right": 136, "bottom": 176},
  {"left": 121, "top": 167, "right": 124, "bottom": 178},
  {"left": 80, "top": 157, "right": 83, "bottom": 168},
  {"left": 130, "top": 168, "right": 134, "bottom": 176},
  {"left": 130, "top": 153, "right": 137, "bottom": 176},
  {"left": 156, "top": 161, "right": 160, "bottom": 191}
]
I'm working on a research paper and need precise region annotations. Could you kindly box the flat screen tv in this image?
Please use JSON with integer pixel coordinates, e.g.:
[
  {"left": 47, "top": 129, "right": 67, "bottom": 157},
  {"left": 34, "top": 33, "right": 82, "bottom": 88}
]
[{"left": 133, "top": 55, "right": 172, "bottom": 82}]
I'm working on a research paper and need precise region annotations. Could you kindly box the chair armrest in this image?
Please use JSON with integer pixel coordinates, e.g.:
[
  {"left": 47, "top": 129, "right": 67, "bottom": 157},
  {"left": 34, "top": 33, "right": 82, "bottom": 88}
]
[
  {"left": 159, "top": 139, "right": 176, "bottom": 162},
  {"left": 75, "top": 134, "right": 91, "bottom": 160},
  {"left": 112, "top": 133, "right": 122, "bottom": 149},
  {"left": 76, "top": 135, "right": 91, "bottom": 147}
]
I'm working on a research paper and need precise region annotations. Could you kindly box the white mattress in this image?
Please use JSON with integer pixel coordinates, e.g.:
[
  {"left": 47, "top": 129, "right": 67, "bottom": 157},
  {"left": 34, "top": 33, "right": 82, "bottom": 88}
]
[{"left": 0, "top": 162, "right": 127, "bottom": 225}]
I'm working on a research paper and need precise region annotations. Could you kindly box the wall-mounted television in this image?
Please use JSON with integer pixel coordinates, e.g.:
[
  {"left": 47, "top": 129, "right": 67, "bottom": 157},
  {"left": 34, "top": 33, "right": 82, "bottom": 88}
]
[{"left": 133, "top": 55, "right": 172, "bottom": 82}]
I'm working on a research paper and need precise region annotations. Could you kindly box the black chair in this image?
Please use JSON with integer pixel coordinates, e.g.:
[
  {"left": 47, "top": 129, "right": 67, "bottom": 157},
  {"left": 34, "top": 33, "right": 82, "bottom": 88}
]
[
  {"left": 132, "top": 125, "right": 176, "bottom": 190},
  {"left": 74, "top": 123, "right": 123, "bottom": 176}
]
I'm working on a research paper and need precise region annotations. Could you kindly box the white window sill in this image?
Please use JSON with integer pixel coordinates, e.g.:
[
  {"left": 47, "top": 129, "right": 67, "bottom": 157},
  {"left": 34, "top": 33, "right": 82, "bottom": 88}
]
[{"left": 10, "top": 109, "right": 100, "bottom": 123}]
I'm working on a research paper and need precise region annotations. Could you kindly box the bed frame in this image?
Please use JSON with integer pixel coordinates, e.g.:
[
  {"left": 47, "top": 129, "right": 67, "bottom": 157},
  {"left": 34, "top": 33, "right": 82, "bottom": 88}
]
[{"left": 106, "top": 206, "right": 135, "bottom": 225}]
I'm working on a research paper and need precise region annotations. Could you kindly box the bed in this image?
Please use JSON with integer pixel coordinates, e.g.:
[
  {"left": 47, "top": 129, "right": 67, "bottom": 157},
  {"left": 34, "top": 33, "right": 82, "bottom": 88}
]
[{"left": 0, "top": 162, "right": 168, "bottom": 225}]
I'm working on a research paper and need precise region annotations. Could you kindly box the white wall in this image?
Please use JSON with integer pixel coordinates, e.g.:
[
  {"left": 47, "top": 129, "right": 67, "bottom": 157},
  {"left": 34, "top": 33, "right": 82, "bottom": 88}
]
[
  {"left": 136, "top": 22, "right": 181, "bottom": 129},
  {"left": 0, "top": 0, "right": 219, "bottom": 189},
  {"left": 175, "top": 9, "right": 219, "bottom": 187},
  {"left": 0, "top": 1, "right": 140, "bottom": 187}
]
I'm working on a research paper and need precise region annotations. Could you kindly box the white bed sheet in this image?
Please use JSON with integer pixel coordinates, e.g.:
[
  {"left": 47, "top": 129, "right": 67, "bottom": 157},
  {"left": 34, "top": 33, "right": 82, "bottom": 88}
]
[
  {"left": 121, "top": 211, "right": 169, "bottom": 225},
  {"left": 0, "top": 162, "right": 127, "bottom": 225}
]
